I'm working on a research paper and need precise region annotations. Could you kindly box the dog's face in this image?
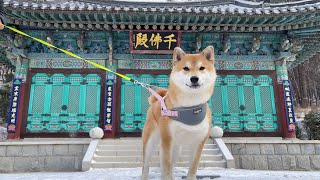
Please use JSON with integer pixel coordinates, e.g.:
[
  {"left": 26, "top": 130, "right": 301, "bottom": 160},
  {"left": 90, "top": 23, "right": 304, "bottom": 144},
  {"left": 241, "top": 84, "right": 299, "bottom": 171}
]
[{"left": 170, "top": 46, "right": 217, "bottom": 94}]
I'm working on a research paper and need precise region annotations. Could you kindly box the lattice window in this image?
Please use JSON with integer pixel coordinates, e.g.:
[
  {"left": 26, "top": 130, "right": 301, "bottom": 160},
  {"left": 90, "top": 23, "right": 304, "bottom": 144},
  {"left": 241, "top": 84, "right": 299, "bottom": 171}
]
[
  {"left": 211, "top": 86, "right": 223, "bottom": 113},
  {"left": 260, "top": 86, "right": 273, "bottom": 114},
  {"left": 68, "top": 86, "right": 80, "bottom": 113},
  {"left": 70, "top": 76, "right": 83, "bottom": 83},
  {"left": 124, "top": 86, "right": 135, "bottom": 114},
  {"left": 225, "top": 77, "right": 238, "bottom": 84},
  {"left": 242, "top": 76, "right": 254, "bottom": 84},
  {"left": 34, "top": 75, "right": 47, "bottom": 82},
  {"left": 227, "top": 86, "right": 239, "bottom": 113},
  {"left": 86, "top": 76, "right": 100, "bottom": 83},
  {"left": 86, "top": 86, "right": 98, "bottom": 113},
  {"left": 50, "top": 85, "right": 63, "bottom": 113},
  {"left": 52, "top": 74, "right": 65, "bottom": 83},
  {"left": 243, "top": 86, "right": 256, "bottom": 113},
  {"left": 31, "top": 85, "right": 46, "bottom": 113}
]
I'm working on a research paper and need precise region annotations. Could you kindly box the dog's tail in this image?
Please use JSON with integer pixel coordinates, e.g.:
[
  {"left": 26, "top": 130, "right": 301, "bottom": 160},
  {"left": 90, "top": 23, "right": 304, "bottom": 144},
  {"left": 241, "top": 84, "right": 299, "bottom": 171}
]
[{"left": 148, "top": 88, "right": 168, "bottom": 105}]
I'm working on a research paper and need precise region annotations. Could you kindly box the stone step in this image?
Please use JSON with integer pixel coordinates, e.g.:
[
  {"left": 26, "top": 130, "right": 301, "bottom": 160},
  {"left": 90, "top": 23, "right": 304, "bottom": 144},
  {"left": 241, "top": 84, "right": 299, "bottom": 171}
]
[
  {"left": 91, "top": 160, "right": 227, "bottom": 168},
  {"left": 96, "top": 144, "right": 218, "bottom": 150},
  {"left": 95, "top": 149, "right": 221, "bottom": 156},
  {"left": 93, "top": 154, "right": 224, "bottom": 162},
  {"left": 98, "top": 139, "right": 215, "bottom": 145}
]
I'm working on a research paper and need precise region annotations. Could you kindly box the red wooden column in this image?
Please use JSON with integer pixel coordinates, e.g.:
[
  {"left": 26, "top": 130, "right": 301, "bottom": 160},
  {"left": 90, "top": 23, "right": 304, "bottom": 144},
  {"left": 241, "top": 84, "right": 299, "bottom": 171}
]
[
  {"left": 276, "top": 60, "right": 296, "bottom": 139},
  {"left": 277, "top": 84, "right": 296, "bottom": 139},
  {"left": 7, "top": 83, "right": 25, "bottom": 139}
]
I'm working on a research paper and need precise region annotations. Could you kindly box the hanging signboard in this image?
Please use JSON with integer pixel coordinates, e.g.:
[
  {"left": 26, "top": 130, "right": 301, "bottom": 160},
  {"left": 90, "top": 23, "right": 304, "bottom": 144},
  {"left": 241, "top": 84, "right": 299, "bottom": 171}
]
[
  {"left": 7, "top": 78, "right": 22, "bottom": 133},
  {"left": 104, "top": 79, "right": 114, "bottom": 132},
  {"left": 130, "top": 31, "right": 181, "bottom": 54},
  {"left": 282, "top": 80, "right": 296, "bottom": 132}
]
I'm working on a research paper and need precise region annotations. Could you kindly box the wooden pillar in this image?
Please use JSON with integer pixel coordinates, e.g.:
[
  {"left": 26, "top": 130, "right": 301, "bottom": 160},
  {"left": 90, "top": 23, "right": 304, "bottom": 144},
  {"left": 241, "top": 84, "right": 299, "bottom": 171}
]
[
  {"left": 276, "top": 60, "right": 296, "bottom": 139},
  {"left": 277, "top": 84, "right": 296, "bottom": 139},
  {"left": 7, "top": 55, "right": 28, "bottom": 139},
  {"left": 7, "top": 83, "right": 25, "bottom": 139}
]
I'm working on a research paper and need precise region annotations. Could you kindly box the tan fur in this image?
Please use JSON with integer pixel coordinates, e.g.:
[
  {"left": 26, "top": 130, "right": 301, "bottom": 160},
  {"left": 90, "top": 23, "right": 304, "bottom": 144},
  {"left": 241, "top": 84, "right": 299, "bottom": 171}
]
[
  {"left": 142, "top": 46, "right": 216, "bottom": 180},
  {"left": 148, "top": 89, "right": 168, "bottom": 105}
]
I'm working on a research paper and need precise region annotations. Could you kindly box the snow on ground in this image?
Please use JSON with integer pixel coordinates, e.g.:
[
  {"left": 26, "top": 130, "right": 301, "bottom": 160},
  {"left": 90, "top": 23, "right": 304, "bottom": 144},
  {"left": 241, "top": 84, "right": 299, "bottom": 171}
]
[{"left": 1, "top": 168, "right": 320, "bottom": 180}]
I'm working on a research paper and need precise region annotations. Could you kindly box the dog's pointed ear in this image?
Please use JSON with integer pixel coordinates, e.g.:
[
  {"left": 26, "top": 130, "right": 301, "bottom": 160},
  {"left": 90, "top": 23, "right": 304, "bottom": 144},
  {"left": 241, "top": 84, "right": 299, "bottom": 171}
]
[
  {"left": 201, "top": 46, "right": 215, "bottom": 62},
  {"left": 173, "top": 47, "right": 186, "bottom": 64}
]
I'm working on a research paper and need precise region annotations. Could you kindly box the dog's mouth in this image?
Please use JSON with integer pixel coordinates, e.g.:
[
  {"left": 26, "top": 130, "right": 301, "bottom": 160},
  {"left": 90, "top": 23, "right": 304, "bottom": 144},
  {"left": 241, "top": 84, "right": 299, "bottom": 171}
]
[{"left": 186, "top": 83, "right": 203, "bottom": 89}]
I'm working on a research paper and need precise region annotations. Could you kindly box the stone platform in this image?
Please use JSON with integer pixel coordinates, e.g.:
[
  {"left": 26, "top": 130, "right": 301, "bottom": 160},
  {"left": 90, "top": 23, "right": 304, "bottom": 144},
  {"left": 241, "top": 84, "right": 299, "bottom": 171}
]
[{"left": 223, "top": 137, "right": 320, "bottom": 171}]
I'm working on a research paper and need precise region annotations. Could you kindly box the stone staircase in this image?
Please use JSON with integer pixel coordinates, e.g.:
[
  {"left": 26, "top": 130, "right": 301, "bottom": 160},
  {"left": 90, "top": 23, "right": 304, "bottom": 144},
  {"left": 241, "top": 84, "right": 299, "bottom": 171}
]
[{"left": 83, "top": 138, "right": 233, "bottom": 170}]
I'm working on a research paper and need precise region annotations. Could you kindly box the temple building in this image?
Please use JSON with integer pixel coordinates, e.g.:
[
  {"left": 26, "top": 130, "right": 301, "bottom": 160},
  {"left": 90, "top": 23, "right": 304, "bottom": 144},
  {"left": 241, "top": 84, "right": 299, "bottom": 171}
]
[{"left": 1, "top": 0, "right": 320, "bottom": 139}]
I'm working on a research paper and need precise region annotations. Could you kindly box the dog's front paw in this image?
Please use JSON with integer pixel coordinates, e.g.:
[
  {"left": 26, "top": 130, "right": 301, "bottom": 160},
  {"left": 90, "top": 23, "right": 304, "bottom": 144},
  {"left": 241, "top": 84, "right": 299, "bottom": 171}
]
[{"left": 186, "top": 175, "right": 197, "bottom": 180}]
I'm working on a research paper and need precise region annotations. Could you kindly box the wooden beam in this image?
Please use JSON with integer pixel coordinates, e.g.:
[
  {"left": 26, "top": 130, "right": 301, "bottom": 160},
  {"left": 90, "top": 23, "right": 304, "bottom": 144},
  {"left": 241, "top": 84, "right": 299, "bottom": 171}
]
[
  {"left": 29, "top": 11, "right": 41, "bottom": 20},
  {"left": 257, "top": 17, "right": 269, "bottom": 25},
  {"left": 177, "top": 14, "right": 183, "bottom": 23},
  {"left": 102, "top": 13, "right": 108, "bottom": 22},
  {"left": 209, "top": 16, "right": 217, "bottom": 24},
  {"left": 234, "top": 16, "right": 242, "bottom": 25},
  {"left": 252, "top": 17, "right": 263, "bottom": 24},
  {"left": 10, "top": 10, "right": 26, "bottom": 20},
  {"left": 185, "top": 15, "right": 192, "bottom": 24},
  {"left": 215, "top": 16, "right": 225, "bottom": 24},
  {"left": 85, "top": 14, "right": 91, "bottom": 22},
  {"left": 20, "top": 11, "right": 33, "bottom": 20},
  {"left": 278, "top": 15, "right": 296, "bottom": 24},
  {"left": 289, "top": 14, "right": 317, "bottom": 24},
  {"left": 270, "top": 16, "right": 286, "bottom": 24},
  {"left": 239, "top": 17, "right": 251, "bottom": 24},
  {"left": 170, "top": 14, "right": 174, "bottom": 23},
  {"left": 94, "top": 13, "right": 100, "bottom": 22},
  {"left": 225, "top": 16, "right": 234, "bottom": 24},
  {"left": 193, "top": 16, "right": 200, "bottom": 24},
  {"left": 68, "top": 13, "right": 76, "bottom": 22},
  {"left": 48, "top": 13, "right": 58, "bottom": 21},
  {"left": 120, "top": 13, "right": 125, "bottom": 22},
  {"left": 59, "top": 13, "right": 67, "bottom": 21},
  {"left": 161, "top": 15, "right": 165, "bottom": 23},
  {"left": 153, "top": 14, "right": 158, "bottom": 23}
]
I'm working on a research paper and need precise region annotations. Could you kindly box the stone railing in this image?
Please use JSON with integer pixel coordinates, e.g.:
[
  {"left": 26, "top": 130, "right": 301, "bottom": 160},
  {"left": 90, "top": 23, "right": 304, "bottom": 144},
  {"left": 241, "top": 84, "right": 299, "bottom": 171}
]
[
  {"left": 223, "top": 138, "right": 320, "bottom": 171},
  {"left": 0, "top": 139, "right": 90, "bottom": 173}
]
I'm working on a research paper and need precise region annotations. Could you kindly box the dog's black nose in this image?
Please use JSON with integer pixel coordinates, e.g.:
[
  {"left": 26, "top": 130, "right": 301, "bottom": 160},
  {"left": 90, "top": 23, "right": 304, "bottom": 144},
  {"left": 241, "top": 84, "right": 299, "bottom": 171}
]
[{"left": 190, "top": 76, "right": 199, "bottom": 84}]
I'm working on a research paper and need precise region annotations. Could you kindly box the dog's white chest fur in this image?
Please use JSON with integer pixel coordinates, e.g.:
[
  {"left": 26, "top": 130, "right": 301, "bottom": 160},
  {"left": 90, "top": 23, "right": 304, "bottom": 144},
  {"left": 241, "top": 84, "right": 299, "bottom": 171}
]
[{"left": 169, "top": 115, "right": 210, "bottom": 146}]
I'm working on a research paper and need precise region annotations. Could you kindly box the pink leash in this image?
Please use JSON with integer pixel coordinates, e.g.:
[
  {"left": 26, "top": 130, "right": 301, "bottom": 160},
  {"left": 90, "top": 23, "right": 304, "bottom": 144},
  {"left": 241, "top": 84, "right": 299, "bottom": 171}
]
[{"left": 147, "top": 87, "right": 178, "bottom": 117}]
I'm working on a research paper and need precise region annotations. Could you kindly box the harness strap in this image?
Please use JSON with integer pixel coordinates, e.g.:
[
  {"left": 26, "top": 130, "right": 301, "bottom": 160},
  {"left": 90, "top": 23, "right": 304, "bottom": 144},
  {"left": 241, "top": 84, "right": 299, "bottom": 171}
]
[{"left": 147, "top": 87, "right": 178, "bottom": 117}]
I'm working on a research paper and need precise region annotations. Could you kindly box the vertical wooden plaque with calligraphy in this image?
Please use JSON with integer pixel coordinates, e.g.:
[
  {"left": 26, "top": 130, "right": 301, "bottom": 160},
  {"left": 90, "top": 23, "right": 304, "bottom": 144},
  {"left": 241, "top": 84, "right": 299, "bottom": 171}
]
[
  {"left": 130, "top": 30, "right": 181, "bottom": 54},
  {"left": 104, "top": 79, "right": 114, "bottom": 132},
  {"left": 7, "top": 78, "right": 22, "bottom": 133},
  {"left": 282, "top": 80, "right": 296, "bottom": 132}
]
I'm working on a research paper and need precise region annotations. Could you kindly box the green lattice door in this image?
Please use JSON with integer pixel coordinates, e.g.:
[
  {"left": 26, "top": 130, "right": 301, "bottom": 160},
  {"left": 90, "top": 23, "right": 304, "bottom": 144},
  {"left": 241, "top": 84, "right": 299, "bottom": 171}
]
[
  {"left": 120, "top": 74, "right": 169, "bottom": 132},
  {"left": 120, "top": 74, "right": 277, "bottom": 133},
  {"left": 27, "top": 73, "right": 101, "bottom": 133},
  {"left": 209, "top": 75, "right": 278, "bottom": 132}
]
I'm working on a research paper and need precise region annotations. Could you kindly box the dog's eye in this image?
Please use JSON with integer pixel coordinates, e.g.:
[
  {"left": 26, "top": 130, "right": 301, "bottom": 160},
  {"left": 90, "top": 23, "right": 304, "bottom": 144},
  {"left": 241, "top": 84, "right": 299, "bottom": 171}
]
[
  {"left": 183, "top": 67, "right": 190, "bottom": 71},
  {"left": 200, "top": 67, "right": 205, "bottom": 70}
]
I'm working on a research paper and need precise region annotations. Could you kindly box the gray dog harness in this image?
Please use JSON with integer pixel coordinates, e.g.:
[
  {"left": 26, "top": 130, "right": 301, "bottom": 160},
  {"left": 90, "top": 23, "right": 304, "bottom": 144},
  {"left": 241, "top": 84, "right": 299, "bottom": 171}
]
[
  {"left": 171, "top": 103, "right": 207, "bottom": 125},
  {"left": 148, "top": 87, "right": 207, "bottom": 126}
]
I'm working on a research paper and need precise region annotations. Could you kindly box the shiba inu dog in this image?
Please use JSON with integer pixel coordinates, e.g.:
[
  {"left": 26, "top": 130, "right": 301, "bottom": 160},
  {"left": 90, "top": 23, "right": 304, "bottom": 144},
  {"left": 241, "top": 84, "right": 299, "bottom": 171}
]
[{"left": 142, "top": 46, "right": 217, "bottom": 180}]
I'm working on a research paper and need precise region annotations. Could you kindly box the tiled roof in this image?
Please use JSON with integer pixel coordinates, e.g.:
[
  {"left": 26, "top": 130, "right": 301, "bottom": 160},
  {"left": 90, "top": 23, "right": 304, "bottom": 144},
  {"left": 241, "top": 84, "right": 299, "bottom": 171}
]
[{"left": 4, "top": 0, "right": 320, "bottom": 15}]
